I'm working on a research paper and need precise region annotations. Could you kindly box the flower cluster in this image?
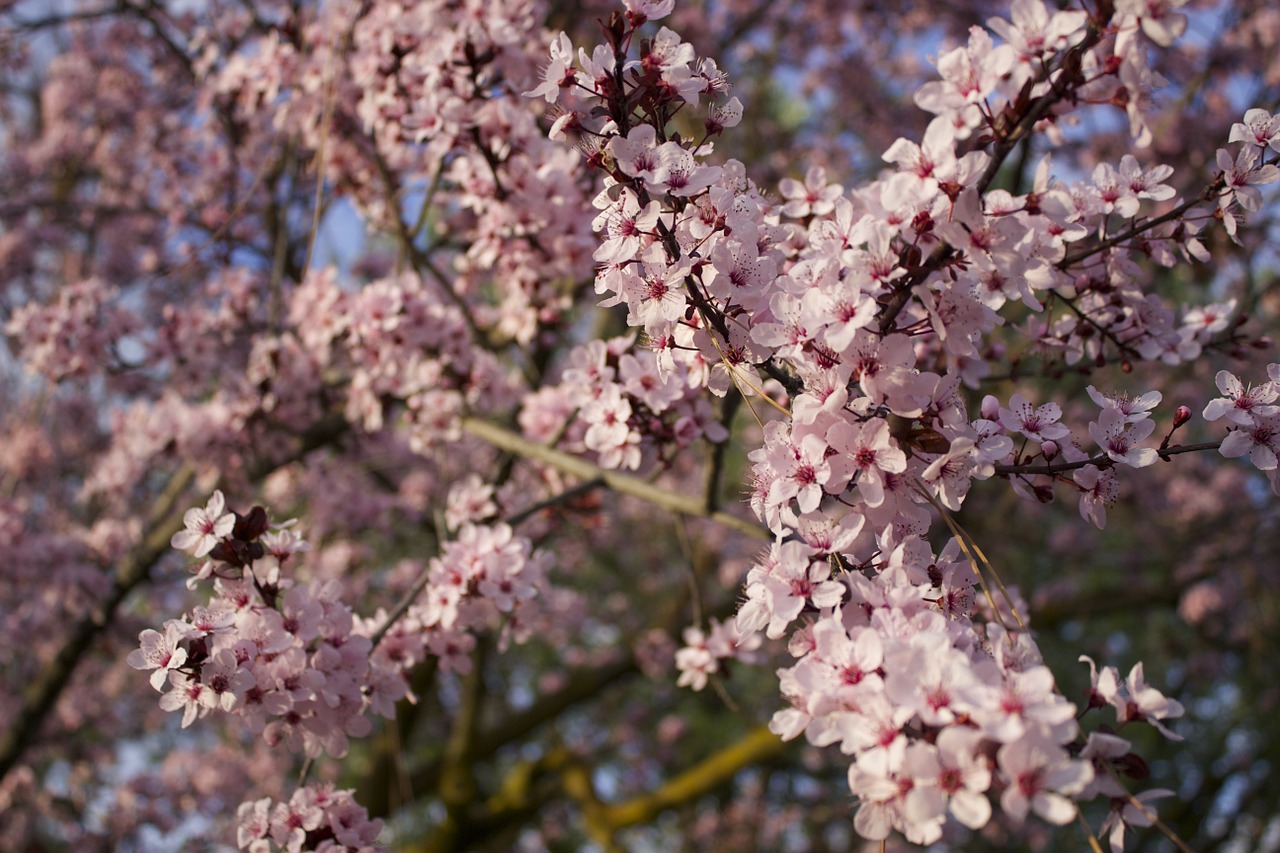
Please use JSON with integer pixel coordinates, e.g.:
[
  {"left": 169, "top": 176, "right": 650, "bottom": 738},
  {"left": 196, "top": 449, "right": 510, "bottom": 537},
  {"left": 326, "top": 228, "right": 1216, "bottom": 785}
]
[
  {"left": 131, "top": 493, "right": 409, "bottom": 760},
  {"left": 133, "top": 489, "right": 555, "bottom": 848},
  {"left": 522, "top": 337, "right": 730, "bottom": 472},
  {"left": 1208, "top": 364, "right": 1280, "bottom": 484},
  {"left": 19, "top": 0, "right": 1267, "bottom": 845},
  {"left": 406, "top": 520, "right": 553, "bottom": 668},
  {"left": 674, "top": 616, "right": 763, "bottom": 691},
  {"left": 4, "top": 277, "right": 139, "bottom": 382},
  {"left": 525, "top": 0, "right": 1252, "bottom": 842},
  {"left": 236, "top": 785, "right": 382, "bottom": 853}
]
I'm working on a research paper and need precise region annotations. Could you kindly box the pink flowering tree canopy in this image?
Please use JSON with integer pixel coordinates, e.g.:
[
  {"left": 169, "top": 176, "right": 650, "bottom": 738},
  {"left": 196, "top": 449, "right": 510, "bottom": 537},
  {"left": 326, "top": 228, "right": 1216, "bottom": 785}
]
[{"left": 3, "top": 0, "right": 1280, "bottom": 849}]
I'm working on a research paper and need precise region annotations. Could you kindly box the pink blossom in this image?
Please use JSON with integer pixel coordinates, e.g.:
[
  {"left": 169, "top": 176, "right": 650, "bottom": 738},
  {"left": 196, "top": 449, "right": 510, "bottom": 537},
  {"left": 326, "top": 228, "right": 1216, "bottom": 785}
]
[
  {"left": 778, "top": 166, "right": 843, "bottom": 219},
  {"left": 159, "top": 671, "right": 208, "bottom": 729},
  {"left": 1219, "top": 416, "right": 1280, "bottom": 471},
  {"left": 127, "top": 622, "right": 190, "bottom": 691},
  {"left": 524, "top": 33, "right": 579, "bottom": 104},
  {"left": 997, "top": 731, "right": 1093, "bottom": 825},
  {"left": 999, "top": 393, "right": 1069, "bottom": 442},
  {"left": 1202, "top": 369, "right": 1279, "bottom": 427},
  {"left": 200, "top": 649, "right": 256, "bottom": 712},
  {"left": 1100, "top": 788, "right": 1175, "bottom": 852},
  {"left": 1089, "top": 407, "right": 1158, "bottom": 468},
  {"left": 1112, "top": 662, "right": 1186, "bottom": 740},
  {"left": 826, "top": 418, "right": 908, "bottom": 507},
  {"left": 1230, "top": 108, "right": 1280, "bottom": 151},
  {"left": 1074, "top": 464, "right": 1118, "bottom": 528},
  {"left": 170, "top": 491, "right": 235, "bottom": 558},
  {"left": 736, "top": 540, "right": 843, "bottom": 640},
  {"left": 1086, "top": 386, "right": 1162, "bottom": 423}
]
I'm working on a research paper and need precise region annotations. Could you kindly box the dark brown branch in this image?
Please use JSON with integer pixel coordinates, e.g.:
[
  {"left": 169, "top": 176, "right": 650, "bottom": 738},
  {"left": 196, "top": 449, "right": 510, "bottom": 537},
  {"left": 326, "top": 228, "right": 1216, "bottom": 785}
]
[
  {"left": 1059, "top": 185, "right": 1223, "bottom": 268},
  {"left": 0, "top": 466, "right": 194, "bottom": 784},
  {"left": 994, "top": 441, "right": 1223, "bottom": 476},
  {"left": 0, "top": 414, "right": 347, "bottom": 784}
]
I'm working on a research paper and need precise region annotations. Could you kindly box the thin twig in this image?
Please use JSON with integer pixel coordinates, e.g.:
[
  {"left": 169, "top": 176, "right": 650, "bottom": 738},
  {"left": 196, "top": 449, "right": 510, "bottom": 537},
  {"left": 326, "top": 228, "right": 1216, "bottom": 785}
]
[
  {"left": 994, "top": 441, "right": 1223, "bottom": 476},
  {"left": 461, "top": 417, "right": 770, "bottom": 541}
]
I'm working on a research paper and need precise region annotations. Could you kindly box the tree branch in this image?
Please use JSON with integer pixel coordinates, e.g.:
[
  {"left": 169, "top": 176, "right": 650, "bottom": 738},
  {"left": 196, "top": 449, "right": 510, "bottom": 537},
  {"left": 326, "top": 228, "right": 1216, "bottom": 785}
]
[
  {"left": 994, "top": 441, "right": 1223, "bottom": 476},
  {"left": 0, "top": 465, "right": 195, "bottom": 784},
  {"left": 587, "top": 726, "right": 786, "bottom": 838},
  {"left": 460, "top": 416, "right": 770, "bottom": 541},
  {"left": 0, "top": 414, "right": 347, "bottom": 784}
]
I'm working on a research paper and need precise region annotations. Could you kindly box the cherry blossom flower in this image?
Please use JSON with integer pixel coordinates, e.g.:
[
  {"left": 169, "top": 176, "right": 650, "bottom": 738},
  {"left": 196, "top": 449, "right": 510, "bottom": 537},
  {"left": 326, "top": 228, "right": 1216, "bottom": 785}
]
[
  {"left": 159, "top": 671, "right": 209, "bottom": 729},
  {"left": 1202, "top": 369, "right": 1279, "bottom": 427},
  {"left": 999, "top": 394, "right": 1069, "bottom": 442},
  {"left": 997, "top": 731, "right": 1093, "bottom": 825},
  {"left": 444, "top": 475, "right": 498, "bottom": 532},
  {"left": 1219, "top": 415, "right": 1280, "bottom": 471},
  {"left": 127, "top": 622, "right": 190, "bottom": 691},
  {"left": 932, "top": 727, "right": 994, "bottom": 829},
  {"left": 969, "top": 664, "right": 1077, "bottom": 744},
  {"left": 1087, "top": 386, "right": 1162, "bottom": 422},
  {"left": 1100, "top": 787, "right": 1175, "bottom": 852},
  {"left": 987, "top": 0, "right": 1087, "bottom": 74},
  {"left": 1229, "top": 108, "right": 1280, "bottom": 151},
  {"left": 778, "top": 166, "right": 843, "bottom": 219},
  {"left": 1074, "top": 464, "right": 1118, "bottom": 529},
  {"left": 1080, "top": 655, "right": 1122, "bottom": 711},
  {"left": 675, "top": 617, "right": 761, "bottom": 691},
  {"left": 1091, "top": 161, "right": 1142, "bottom": 219},
  {"left": 523, "top": 33, "right": 579, "bottom": 103},
  {"left": 201, "top": 649, "right": 256, "bottom": 712},
  {"left": 1117, "top": 155, "right": 1175, "bottom": 203},
  {"left": 1216, "top": 146, "right": 1280, "bottom": 237},
  {"left": 826, "top": 418, "right": 908, "bottom": 507},
  {"left": 736, "top": 540, "right": 843, "bottom": 640},
  {"left": 705, "top": 96, "right": 744, "bottom": 136},
  {"left": 623, "top": 0, "right": 675, "bottom": 26},
  {"left": 1181, "top": 299, "right": 1236, "bottom": 339},
  {"left": 1116, "top": 0, "right": 1188, "bottom": 47},
  {"left": 171, "top": 490, "right": 236, "bottom": 558},
  {"left": 1112, "top": 662, "right": 1186, "bottom": 740},
  {"left": 850, "top": 736, "right": 953, "bottom": 845},
  {"left": 1089, "top": 408, "right": 1158, "bottom": 468},
  {"left": 914, "top": 27, "right": 1015, "bottom": 138}
]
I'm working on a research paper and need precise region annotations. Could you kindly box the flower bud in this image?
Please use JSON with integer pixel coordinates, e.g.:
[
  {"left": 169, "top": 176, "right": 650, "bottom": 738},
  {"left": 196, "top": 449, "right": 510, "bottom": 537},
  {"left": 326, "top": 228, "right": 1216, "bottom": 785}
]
[
  {"left": 981, "top": 394, "right": 1000, "bottom": 421},
  {"left": 1116, "top": 751, "right": 1151, "bottom": 780},
  {"left": 1173, "top": 405, "right": 1192, "bottom": 428},
  {"left": 1041, "top": 440, "right": 1059, "bottom": 461}
]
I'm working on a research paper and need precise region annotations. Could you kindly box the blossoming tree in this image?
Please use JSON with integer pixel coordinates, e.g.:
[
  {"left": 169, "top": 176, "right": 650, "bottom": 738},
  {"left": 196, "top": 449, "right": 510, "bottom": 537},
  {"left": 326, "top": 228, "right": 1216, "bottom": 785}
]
[{"left": 3, "top": 0, "right": 1280, "bottom": 849}]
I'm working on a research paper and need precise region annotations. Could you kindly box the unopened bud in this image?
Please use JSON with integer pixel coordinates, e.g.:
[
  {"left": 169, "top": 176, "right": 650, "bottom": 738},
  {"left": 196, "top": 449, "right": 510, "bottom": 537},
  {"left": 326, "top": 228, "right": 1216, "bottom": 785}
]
[
  {"left": 1174, "top": 405, "right": 1192, "bottom": 428},
  {"left": 1041, "top": 440, "right": 1059, "bottom": 461},
  {"left": 1116, "top": 751, "right": 1150, "bottom": 781},
  {"left": 981, "top": 394, "right": 1000, "bottom": 421}
]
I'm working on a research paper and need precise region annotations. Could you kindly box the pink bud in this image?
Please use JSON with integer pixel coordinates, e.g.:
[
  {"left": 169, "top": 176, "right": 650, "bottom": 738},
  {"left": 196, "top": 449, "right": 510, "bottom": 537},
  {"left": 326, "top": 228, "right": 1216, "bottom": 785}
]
[
  {"left": 981, "top": 394, "right": 1000, "bottom": 420},
  {"left": 1173, "top": 406, "right": 1192, "bottom": 428},
  {"left": 1041, "top": 440, "right": 1059, "bottom": 461}
]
